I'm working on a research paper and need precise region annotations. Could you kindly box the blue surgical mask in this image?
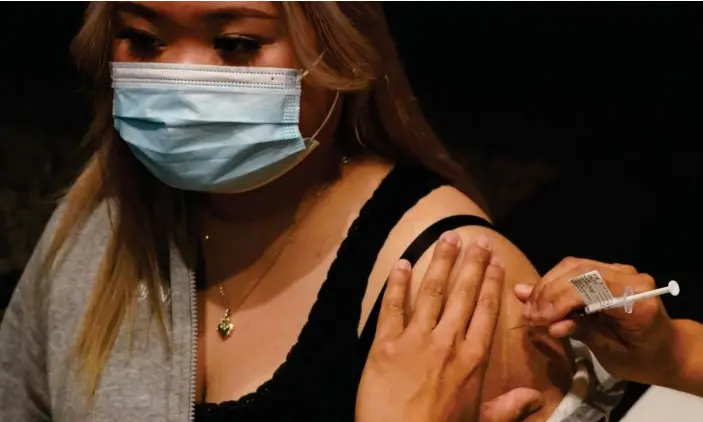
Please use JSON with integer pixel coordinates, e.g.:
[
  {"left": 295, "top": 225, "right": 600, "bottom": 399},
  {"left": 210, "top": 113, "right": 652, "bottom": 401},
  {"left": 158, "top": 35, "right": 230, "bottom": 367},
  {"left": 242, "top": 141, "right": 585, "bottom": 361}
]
[{"left": 110, "top": 62, "right": 339, "bottom": 193}]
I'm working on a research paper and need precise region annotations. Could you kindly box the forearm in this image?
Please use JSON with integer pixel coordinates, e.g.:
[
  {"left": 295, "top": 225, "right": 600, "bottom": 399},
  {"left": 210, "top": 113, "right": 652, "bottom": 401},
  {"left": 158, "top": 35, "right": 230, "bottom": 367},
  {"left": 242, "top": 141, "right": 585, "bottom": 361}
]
[{"left": 657, "top": 319, "right": 703, "bottom": 397}]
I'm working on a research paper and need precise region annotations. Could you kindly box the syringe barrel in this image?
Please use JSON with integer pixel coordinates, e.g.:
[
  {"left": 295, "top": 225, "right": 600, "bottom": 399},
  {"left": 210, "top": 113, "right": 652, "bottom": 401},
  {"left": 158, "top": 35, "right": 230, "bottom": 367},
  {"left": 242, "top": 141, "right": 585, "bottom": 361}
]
[{"left": 585, "top": 298, "right": 624, "bottom": 314}]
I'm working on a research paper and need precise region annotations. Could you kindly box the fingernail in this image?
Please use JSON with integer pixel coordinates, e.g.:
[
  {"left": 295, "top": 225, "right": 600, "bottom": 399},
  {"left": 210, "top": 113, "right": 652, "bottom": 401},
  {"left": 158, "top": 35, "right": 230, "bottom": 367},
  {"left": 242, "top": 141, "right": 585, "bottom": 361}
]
[
  {"left": 440, "top": 231, "right": 461, "bottom": 246},
  {"left": 489, "top": 256, "right": 503, "bottom": 268},
  {"left": 515, "top": 283, "right": 532, "bottom": 295},
  {"left": 523, "top": 302, "right": 531, "bottom": 319},
  {"left": 476, "top": 235, "right": 491, "bottom": 250},
  {"left": 395, "top": 259, "right": 411, "bottom": 272}
]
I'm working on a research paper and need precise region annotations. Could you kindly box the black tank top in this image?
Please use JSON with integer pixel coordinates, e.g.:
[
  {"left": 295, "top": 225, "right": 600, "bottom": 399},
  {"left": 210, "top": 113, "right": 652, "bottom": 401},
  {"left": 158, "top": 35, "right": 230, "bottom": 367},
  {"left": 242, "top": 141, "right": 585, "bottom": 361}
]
[{"left": 195, "top": 163, "right": 495, "bottom": 422}]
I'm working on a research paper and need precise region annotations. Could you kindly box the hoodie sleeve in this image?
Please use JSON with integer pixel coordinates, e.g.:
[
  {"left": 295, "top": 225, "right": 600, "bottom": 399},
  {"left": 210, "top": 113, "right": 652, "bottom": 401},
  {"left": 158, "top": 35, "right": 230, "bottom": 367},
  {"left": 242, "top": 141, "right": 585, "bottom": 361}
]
[{"left": 0, "top": 208, "right": 62, "bottom": 421}]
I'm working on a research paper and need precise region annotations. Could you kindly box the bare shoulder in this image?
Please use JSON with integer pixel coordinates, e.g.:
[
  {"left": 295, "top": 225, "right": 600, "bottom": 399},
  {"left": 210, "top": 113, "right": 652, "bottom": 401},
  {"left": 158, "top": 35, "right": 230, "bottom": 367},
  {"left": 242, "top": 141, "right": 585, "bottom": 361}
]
[
  {"left": 354, "top": 167, "right": 573, "bottom": 415},
  {"left": 360, "top": 180, "right": 541, "bottom": 329}
]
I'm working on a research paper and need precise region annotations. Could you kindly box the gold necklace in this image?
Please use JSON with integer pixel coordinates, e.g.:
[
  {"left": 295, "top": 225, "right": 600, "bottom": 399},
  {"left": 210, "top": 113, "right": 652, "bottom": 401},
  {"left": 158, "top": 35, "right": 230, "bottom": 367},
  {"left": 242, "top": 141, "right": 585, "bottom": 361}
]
[
  {"left": 204, "top": 164, "right": 347, "bottom": 340},
  {"left": 206, "top": 229, "right": 296, "bottom": 340}
]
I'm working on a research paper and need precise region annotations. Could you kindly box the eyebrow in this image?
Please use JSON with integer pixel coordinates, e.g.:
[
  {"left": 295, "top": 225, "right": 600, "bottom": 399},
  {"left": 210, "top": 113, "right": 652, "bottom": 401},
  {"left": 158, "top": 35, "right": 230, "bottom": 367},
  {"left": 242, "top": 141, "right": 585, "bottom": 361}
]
[{"left": 115, "top": 2, "right": 279, "bottom": 21}]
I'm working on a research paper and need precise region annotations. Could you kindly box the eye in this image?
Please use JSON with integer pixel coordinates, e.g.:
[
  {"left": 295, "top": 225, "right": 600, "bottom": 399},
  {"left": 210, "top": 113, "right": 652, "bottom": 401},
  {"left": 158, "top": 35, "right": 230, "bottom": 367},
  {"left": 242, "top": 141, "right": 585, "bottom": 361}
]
[
  {"left": 115, "top": 28, "right": 166, "bottom": 58},
  {"left": 214, "top": 35, "right": 262, "bottom": 58}
]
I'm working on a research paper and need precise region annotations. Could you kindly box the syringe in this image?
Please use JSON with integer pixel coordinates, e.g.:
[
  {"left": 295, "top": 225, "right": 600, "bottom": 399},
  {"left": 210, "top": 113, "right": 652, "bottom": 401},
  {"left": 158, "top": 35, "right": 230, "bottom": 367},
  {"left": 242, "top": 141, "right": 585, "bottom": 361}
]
[
  {"left": 584, "top": 280, "right": 680, "bottom": 314},
  {"left": 511, "top": 280, "right": 680, "bottom": 330}
]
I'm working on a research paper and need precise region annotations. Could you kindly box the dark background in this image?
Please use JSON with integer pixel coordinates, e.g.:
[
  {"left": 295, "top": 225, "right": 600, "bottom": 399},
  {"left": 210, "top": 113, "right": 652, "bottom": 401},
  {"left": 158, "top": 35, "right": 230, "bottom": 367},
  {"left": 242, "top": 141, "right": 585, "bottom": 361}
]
[{"left": 1, "top": 2, "right": 702, "bottom": 420}]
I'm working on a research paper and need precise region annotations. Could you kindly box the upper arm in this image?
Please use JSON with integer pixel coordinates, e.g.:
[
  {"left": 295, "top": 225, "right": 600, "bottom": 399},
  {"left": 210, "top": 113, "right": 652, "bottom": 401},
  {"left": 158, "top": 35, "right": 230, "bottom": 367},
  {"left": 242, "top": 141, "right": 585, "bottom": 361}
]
[
  {"left": 362, "top": 185, "right": 541, "bottom": 327},
  {"left": 402, "top": 186, "right": 540, "bottom": 307},
  {"left": 0, "top": 213, "right": 57, "bottom": 421},
  {"left": 362, "top": 184, "right": 574, "bottom": 410}
]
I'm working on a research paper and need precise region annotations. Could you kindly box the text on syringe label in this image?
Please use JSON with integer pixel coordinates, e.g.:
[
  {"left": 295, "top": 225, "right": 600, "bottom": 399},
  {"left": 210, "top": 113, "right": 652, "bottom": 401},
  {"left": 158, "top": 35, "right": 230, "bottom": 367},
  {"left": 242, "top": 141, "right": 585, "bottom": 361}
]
[{"left": 569, "top": 270, "right": 615, "bottom": 306}]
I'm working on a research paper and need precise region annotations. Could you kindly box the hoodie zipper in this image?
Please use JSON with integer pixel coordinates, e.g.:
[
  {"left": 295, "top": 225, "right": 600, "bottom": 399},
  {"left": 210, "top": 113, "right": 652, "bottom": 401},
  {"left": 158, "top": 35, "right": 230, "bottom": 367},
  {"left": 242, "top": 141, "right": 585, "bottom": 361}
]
[{"left": 189, "top": 269, "right": 198, "bottom": 422}]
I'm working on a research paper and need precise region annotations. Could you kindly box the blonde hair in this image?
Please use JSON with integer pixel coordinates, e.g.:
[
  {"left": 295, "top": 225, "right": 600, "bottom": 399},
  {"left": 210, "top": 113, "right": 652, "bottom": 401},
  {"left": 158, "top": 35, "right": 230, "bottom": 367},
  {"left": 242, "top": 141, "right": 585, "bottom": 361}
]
[{"left": 48, "top": 1, "right": 485, "bottom": 399}]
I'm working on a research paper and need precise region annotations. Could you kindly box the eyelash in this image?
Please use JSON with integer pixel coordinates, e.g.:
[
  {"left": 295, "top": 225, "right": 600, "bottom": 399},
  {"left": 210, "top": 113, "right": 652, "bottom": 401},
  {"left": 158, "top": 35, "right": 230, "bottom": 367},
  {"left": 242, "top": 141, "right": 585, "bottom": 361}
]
[
  {"left": 115, "top": 29, "right": 263, "bottom": 60},
  {"left": 115, "top": 29, "right": 165, "bottom": 58},
  {"left": 214, "top": 35, "right": 263, "bottom": 56}
]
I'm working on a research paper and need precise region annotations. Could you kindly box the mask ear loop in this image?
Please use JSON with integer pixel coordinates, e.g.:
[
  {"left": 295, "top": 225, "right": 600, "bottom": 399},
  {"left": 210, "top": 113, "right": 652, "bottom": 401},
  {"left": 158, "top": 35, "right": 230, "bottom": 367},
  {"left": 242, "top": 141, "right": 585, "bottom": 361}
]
[
  {"left": 306, "top": 91, "right": 340, "bottom": 143},
  {"left": 298, "top": 51, "right": 339, "bottom": 144},
  {"left": 299, "top": 52, "right": 326, "bottom": 81},
  {"left": 353, "top": 117, "right": 368, "bottom": 150},
  {"left": 298, "top": 52, "right": 348, "bottom": 163}
]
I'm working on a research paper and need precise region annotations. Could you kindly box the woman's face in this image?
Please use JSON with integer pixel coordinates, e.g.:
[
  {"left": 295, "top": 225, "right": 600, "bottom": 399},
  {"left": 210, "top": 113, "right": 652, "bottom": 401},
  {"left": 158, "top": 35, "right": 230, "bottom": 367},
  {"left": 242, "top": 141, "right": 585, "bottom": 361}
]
[{"left": 112, "top": 1, "right": 339, "bottom": 142}]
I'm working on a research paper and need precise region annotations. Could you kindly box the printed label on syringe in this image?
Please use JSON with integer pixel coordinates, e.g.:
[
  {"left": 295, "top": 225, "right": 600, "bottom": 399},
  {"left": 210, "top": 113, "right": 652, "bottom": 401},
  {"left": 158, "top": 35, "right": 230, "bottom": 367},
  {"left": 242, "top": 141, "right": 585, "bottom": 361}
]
[{"left": 569, "top": 270, "right": 615, "bottom": 305}]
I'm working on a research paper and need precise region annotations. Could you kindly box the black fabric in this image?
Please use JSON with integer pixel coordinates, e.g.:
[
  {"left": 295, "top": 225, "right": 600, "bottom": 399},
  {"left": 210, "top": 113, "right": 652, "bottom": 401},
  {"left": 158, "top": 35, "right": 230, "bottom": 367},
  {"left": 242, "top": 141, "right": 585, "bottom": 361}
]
[{"left": 195, "top": 163, "right": 496, "bottom": 422}]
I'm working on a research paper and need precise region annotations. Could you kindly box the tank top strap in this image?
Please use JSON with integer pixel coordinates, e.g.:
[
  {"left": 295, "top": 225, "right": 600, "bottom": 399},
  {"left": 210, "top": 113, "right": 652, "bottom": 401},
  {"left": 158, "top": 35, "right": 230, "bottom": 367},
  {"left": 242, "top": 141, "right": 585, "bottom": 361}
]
[
  {"left": 357, "top": 215, "right": 498, "bottom": 354},
  {"left": 280, "top": 162, "right": 453, "bottom": 419},
  {"left": 304, "top": 162, "right": 449, "bottom": 336}
]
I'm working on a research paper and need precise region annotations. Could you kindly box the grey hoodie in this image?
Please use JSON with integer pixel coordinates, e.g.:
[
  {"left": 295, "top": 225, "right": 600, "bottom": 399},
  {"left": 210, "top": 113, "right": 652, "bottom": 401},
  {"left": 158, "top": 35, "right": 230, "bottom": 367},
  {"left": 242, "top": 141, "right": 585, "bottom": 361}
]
[{"left": 0, "top": 204, "right": 195, "bottom": 422}]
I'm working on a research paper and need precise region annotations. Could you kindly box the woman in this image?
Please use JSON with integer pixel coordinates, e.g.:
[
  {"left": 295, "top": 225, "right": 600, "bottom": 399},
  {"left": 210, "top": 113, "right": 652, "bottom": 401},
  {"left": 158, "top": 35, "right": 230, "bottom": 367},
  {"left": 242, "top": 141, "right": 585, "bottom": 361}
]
[
  {"left": 0, "top": 2, "right": 608, "bottom": 421},
  {"left": 516, "top": 257, "right": 703, "bottom": 398}
]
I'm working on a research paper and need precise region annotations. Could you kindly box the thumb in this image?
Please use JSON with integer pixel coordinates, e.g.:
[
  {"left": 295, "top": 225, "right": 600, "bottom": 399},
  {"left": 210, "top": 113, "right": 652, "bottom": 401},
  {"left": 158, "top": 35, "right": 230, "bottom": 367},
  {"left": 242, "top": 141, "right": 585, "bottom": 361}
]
[
  {"left": 479, "top": 387, "right": 544, "bottom": 422},
  {"left": 513, "top": 284, "right": 533, "bottom": 302}
]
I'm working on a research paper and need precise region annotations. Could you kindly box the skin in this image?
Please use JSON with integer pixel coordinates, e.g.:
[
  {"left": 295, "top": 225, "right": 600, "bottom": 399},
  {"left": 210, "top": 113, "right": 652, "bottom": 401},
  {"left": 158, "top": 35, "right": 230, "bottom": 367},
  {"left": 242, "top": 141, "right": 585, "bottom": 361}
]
[
  {"left": 515, "top": 257, "right": 703, "bottom": 398},
  {"left": 357, "top": 238, "right": 545, "bottom": 422},
  {"left": 113, "top": 2, "right": 574, "bottom": 420}
]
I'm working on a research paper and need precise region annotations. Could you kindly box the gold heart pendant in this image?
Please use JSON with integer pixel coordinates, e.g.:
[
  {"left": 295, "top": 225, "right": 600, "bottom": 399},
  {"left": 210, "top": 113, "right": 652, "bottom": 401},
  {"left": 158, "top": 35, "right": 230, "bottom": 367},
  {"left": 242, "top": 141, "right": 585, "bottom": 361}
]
[{"left": 217, "top": 316, "right": 233, "bottom": 340}]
